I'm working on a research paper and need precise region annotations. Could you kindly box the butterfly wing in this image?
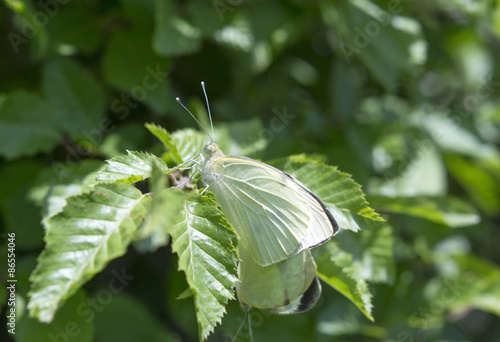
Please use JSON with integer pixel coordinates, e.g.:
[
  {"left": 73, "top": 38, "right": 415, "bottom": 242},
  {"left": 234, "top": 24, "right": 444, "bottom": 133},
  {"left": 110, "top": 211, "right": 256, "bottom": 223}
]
[
  {"left": 203, "top": 155, "right": 338, "bottom": 266},
  {"left": 236, "top": 247, "right": 320, "bottom": 314}
]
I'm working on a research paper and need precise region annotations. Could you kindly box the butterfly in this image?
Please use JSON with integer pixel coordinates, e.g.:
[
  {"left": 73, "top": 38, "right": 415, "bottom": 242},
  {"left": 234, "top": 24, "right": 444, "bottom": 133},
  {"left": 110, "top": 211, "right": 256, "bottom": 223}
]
[{"left": 176, "top": 82, "right": 339, "bottom": 314}]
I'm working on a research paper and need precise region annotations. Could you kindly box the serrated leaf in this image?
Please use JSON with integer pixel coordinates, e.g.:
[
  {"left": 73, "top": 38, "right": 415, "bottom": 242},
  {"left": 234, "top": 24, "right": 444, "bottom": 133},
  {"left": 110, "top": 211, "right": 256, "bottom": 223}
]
[
  {"left": 29, "top": 160, "right": 103, "bottom": 227},
  {"left": 28, "top": 183, "right": 151, "bottom": 322},
  {"left": 316, "top": 242, "right": 374, "bottom": 321},
  {"left": 42, "top": 58, "right": 107, "bottom": 140},
  {"left": 369, "top": 195, "right": 481, "bottom": 228},
  {"left": 171, "top": 128, "right": 206, "bottom": 163},
  {"left": 95, "top": 151, "right": 169, "bottom": 183},
  {"left": 0, "top": 90, "right": 61, "bottom": 159},
  {"left": 271, "top": 154, "right": 383, "bottom": 232},
  {"left": 171, "top": 193, "right": 238, "bottom": 341},
  {"left": 145, "top": 122, "right": 183, "bottom": 164},
  {"left": 135, "top": 161, "right": 188, "bottom": 252}
]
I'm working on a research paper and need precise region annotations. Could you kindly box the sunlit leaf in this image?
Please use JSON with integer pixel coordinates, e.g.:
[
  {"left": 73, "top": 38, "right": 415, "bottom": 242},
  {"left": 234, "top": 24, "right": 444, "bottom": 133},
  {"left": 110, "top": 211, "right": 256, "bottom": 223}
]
[
  {"left": 369, "top": 195, "right": 480, "bottom": 227},
  {"left": 171, "top": 193, "right": 238, "bottom": 340},
  {"left": 171, "top": 128, "right": 206, "bottom": 163},
  {"left": 135, "top": 162, "right": 187, "bottom": 252},
  {"left": 272, "top": 154, "right": 384, "bottom": 231},
  {"left": 445, "top": 154, "right": 500, "bottom": 215},
  {"left": 95, "top": 151, "right": 169, "bottom": 184},
  {"left": 145, "top": 122, "right": 183, "bottom": 164},
  {"left": 27, "top": 183, "right": 151, "bottom": 322},
  {"left": 368, "top": 145, "right": 447, "bottom": 197},
  {"left": 316, "top": 242, "right": 373, "bottom": 321}
]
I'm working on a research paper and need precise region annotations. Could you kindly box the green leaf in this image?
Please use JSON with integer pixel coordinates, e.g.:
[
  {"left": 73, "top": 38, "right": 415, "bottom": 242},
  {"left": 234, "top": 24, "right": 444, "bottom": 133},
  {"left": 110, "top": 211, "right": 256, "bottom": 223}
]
[
  {"left": 334, "top": 221, "right": 395, "bottom": 284},
  {"left": 369, "top": 195, "right": 481, "bottom": 228},
  {"left": 93, "top": 293, "right": 179, "bottom": 342},
  {"left": 153, "top": 0, "right": 202, "bottom": 56},
  {"left": 101, "top": 28, "right": 171, "bottom": 113},
  {"left": 46, "top": 8, "right": 101, "bottom": 54},
  {"left": 135, "top": 161, "right": 188, "bottom": 252},
  {"left": 0, "top": 160, "right": 46, "bottom": 250},
  {"left": 171, "top": 128, "right": 206, "bottom": 163},
  {"left": 272, "top": 154, "right": 384, "bottom": 232},
  {"left": 419, "top": 254, "right": 500, "bottom": 322},
  {"left": 145, "top": 122, "right": 183, "bottom": 164},
  {"left": 316, "top": 242, "right": 374, "bottom": 321},
  {"left": 5, "top": 0, "right": 49, "bottom": 58},
  {"left": 0, "top": 90, "right": 61, "bottom": 159},
  {"left": 27, "top": 183, "right": 151, "bottom": 322},
  {"left": 415, "top": 110, "right": 498, "bottom": 159},
  {"left": 445, "top": 154, "right": 500, "bottom": 215},
  {"left": 213, "top": 118, "right": 268, "bottom": 157},
  {"left": 18, "top": 290, "right": 94, "bottom": 342},
  {"left": 452, "top": 255, "right": 500, "bottom": 316},
  {"left": 325, "top": 0, "right": 425, "bottom": 92},
  {"left": 120, "top": 0, "right": 156, "bottom": 29},
  {"left": 98, "top": 123, "right": 149, "bottom": 158},
  {"left": 29, "top": 160, "right": 104, "bottom": 228},
  {"left": 171, "top": 193, "right": 238, "bottom": 341},
  {"left": 95, "top": 151, "right": 169, "bottom": 184},
  {"left": 368, "top": 145, "right": 447, "bottom": 197},
  {"left": 42, "top": 58, "right": 107, "bottom": 140}
]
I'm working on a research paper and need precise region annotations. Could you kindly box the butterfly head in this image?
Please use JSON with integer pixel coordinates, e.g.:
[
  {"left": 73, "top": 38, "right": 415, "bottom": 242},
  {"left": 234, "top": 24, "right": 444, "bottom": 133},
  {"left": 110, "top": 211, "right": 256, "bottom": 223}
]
[{"left": 203, "top": 139, "right": 224, "bottom": 161}]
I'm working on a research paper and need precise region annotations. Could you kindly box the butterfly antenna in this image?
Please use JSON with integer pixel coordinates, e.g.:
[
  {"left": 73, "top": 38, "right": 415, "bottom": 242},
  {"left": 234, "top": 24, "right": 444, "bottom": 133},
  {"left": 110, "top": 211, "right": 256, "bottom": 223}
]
[
  {"left": 176, "top": 96, "right": 213, "bottom": 141},
  {"left": 201, "top": 81, "right": 215, "bottom": 142}
]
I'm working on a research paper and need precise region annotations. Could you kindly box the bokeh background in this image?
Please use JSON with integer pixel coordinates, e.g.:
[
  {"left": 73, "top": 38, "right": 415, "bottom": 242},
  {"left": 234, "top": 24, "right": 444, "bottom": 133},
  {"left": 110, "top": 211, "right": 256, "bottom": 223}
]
[{"left": 1, "top": 0, "right": 500, "bottom": 341}]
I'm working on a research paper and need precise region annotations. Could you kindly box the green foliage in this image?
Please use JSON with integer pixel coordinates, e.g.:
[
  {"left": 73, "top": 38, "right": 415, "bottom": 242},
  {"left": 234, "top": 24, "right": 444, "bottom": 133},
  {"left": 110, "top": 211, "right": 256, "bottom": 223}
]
[
  {"left": 0, "top": 91, "right": 60, "bottom": 159},
  {"left": 2, "top": 0, "right": 500, "bottom": 341},
  {"left": 27, "top": 183, "right": 151, "bottom": 322},
  {"left": 94, "top": 151, "right": 169, "bottom": 184},
  {"left": 170, "top": 193, "right": 238, "bottom": 340},
  {"left": 316, "top": 242, "right": 373, "bottom": 321},
  {"left": 42, "top": 58, "right": 107, "bottom": 140}
]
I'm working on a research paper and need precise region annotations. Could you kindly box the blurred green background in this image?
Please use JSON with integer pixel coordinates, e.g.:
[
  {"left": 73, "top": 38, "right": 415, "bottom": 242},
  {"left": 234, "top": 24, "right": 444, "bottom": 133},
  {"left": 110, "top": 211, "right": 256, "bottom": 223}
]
[{"left": 1, "top": 0, "right": 500, "bottom": 341}]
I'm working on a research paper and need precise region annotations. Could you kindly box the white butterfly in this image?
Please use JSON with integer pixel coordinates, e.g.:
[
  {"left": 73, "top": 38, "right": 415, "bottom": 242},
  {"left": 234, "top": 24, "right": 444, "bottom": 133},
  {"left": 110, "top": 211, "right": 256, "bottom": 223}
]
[{"left": 177, "top": 82, "right": 339, "bottom": 314}]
